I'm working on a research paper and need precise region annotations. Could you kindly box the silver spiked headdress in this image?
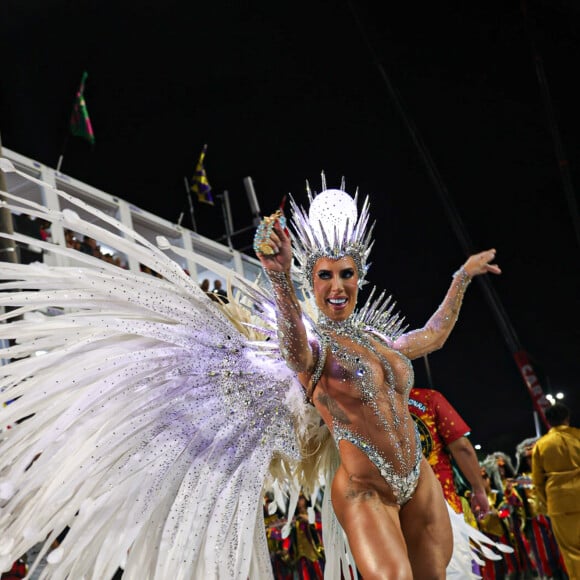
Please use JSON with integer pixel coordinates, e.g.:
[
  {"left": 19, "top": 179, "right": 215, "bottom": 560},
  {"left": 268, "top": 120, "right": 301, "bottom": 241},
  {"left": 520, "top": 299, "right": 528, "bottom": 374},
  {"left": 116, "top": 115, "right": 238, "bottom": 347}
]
[{"left": 289, "top": 173, "right": 375, "bottom": 290}]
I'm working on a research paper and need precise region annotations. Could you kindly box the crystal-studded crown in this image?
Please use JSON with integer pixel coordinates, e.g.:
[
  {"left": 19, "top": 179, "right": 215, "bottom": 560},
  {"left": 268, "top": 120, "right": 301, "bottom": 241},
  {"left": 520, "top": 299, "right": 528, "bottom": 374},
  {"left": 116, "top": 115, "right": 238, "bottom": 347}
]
[{"left": 289, "top": 172, "right": 375, "bottom": 290}]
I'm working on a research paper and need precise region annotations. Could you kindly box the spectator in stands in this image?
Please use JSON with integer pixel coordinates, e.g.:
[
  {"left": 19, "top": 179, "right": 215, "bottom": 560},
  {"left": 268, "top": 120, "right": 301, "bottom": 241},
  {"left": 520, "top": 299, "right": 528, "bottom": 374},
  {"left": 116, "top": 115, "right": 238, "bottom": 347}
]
[
  {"left": 200, "top": 278, "right": 220, "bottom": 302},
  {"left": 64, "top": 229, "right": 76, "bottom": 249},
  {"left": 78, "top": 235, "right": 100, "bottom": 257},
  {"left": 113, "top": 254, "right": 127, "bottom": 269},
  {"left": 212, "top": 279, "right": 228, "bottom": 303},
  {"left": 38, "top": 220, "right": 50, "bottom": 242}
]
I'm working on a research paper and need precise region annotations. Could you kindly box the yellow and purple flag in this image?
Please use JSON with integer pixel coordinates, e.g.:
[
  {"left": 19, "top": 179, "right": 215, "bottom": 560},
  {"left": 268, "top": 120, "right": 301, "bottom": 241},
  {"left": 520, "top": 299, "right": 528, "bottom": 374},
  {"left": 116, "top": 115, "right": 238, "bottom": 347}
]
[
  {"left": 70, "top": 71, "right": 95, "bottom": 145},
  {"left": 190, "top": 144, "right": 213, "bottom": 205}
]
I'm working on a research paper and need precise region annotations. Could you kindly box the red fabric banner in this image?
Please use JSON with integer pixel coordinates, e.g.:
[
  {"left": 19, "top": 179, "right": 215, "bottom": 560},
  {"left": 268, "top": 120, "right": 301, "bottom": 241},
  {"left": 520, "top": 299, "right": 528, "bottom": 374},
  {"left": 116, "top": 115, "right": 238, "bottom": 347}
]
[{"left": 513, "top": 350, "right": 551, "bottom": 429}]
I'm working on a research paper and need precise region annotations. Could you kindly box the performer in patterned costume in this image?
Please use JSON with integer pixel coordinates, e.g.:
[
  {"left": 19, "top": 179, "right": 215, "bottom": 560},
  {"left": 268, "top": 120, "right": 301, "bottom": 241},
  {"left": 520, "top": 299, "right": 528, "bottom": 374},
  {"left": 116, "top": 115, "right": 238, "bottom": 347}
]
[
  {"left": 479, "top": 452, "right": 539, "bottom": 579},
  {"left": 408, "top": 386, "right": 489, "bottom": 519},
  {"left": 288, "top": 494, "right": 325, "bottom": 579},
  {"left": 263, "top": 494, "right": 293, "bottom": 580}
]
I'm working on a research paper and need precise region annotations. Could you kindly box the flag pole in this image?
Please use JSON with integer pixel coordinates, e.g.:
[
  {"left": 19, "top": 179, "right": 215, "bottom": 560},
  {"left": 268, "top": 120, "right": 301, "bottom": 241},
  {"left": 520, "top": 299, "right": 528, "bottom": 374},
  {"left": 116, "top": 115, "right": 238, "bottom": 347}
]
[
  {"left": 243, "top": 176, "right": 262, "bottom": 226},
  {"left": 182, "top": 177, "right": 198, "bottom": 232},
  {"left": 217, "top": 191, "right": 234, "bottom": 249},
  {"left": 56, "top": 127, "right": 70, "bottom": 173}
]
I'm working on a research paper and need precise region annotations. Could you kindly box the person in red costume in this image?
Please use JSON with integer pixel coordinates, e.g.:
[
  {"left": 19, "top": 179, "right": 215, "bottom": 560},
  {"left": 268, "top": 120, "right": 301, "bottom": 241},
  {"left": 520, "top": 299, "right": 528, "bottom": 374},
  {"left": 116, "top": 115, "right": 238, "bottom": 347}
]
[{"left": 408, "top": 387, "right": 490, "bottom": 520}]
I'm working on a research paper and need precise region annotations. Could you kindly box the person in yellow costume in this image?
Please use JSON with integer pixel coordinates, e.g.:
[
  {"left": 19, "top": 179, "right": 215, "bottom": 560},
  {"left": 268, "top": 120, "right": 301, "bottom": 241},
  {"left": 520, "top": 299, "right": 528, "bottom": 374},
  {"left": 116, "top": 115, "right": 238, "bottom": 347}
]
[
  {"left": 532, "top": 402, "right": 580, "bottom": 579},
  {"left": 513, "top": 436, "right": 567, "bottom": 577}
]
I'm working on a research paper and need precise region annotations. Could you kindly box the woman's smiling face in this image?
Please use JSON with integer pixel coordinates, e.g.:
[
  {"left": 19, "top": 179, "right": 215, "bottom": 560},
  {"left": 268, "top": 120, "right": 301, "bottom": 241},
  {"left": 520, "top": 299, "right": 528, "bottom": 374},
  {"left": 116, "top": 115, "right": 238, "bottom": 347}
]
[{"left": 312, "top": 256, "right": 358, "bottom": 321}]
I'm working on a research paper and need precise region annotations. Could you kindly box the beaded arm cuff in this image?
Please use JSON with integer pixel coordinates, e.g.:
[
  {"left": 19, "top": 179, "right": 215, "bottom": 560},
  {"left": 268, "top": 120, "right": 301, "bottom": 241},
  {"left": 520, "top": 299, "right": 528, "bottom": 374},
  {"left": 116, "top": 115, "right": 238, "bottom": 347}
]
[
  {"left": 453, "top": 265, "right": 472, "bottom": 288},
  {"left": 265, "top": 269, "right": 294, "bottom": 294}
]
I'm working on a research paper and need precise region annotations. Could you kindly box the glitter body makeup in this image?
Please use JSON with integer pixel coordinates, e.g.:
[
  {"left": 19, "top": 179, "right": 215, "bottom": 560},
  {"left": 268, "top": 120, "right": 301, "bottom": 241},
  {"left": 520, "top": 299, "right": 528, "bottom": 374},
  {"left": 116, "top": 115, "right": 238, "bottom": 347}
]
[{"left": 314, "top": 314, "right": 422, "bottom": 505}]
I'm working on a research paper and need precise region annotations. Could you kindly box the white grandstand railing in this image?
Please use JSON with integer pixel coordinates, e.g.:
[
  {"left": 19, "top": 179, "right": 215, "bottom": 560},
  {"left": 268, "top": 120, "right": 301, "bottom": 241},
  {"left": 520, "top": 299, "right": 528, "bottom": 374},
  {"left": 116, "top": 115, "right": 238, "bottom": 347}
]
[{"left": 1, "top": 146, "right": 263, "bottom": 287}]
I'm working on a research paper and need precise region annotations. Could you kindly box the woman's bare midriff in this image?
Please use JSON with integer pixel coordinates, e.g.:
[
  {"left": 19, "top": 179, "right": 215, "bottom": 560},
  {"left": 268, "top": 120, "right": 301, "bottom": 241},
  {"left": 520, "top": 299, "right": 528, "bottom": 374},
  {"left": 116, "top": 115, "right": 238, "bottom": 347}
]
[{"left": 307, "top": 333, "right": 421, "bottom": 504}]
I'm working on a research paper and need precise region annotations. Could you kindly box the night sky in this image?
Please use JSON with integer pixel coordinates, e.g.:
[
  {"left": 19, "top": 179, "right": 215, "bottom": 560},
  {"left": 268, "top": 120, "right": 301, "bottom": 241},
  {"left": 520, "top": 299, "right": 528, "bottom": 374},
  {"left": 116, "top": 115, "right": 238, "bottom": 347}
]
[{"left": 1, "top": 0, "right": 579, "bottom": 459}]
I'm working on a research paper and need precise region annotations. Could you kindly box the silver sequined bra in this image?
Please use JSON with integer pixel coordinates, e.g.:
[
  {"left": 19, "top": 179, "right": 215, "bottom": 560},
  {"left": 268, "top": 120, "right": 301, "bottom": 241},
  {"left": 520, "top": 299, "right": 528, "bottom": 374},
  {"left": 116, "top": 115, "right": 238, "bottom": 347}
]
[{"left": 333, "top": 423, "right": 422, "bottom": 505}]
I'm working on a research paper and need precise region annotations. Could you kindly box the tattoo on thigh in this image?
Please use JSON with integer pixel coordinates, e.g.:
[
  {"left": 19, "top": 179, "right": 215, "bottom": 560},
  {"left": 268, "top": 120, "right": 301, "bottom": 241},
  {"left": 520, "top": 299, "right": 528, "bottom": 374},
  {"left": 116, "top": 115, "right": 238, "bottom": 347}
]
[{"left": 344, "top": 481, "right": 377, "bottom": 502}]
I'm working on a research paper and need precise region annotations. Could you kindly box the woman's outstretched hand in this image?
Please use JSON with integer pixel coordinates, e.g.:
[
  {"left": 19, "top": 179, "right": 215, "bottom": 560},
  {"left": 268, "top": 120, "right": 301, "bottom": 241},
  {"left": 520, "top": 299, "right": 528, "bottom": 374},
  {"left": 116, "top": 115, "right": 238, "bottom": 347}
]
[
  {"left": 463, "top": 248, "right": 502, "bottom": 277},
  {"left": 253, "top": 214, "right": 293, "bottom": 272}
]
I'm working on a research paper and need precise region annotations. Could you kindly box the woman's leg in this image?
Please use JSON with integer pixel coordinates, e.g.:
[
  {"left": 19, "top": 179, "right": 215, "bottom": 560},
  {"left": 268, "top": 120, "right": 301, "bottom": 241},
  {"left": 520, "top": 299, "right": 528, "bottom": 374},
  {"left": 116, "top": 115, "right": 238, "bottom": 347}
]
[
  {"left": 331, "top": 465, "right": 413, "bottom": 580},
  {"left": 399, "top": 458, "right": 453, "bottom": 579}
]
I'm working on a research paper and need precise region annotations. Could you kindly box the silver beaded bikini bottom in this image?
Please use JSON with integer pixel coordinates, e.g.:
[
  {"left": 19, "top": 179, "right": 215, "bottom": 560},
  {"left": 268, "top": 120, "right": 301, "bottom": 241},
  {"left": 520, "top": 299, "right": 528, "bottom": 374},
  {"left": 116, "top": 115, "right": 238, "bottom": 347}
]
[{"left": 333, "top": 422, "right": 422, "bottom": 505}]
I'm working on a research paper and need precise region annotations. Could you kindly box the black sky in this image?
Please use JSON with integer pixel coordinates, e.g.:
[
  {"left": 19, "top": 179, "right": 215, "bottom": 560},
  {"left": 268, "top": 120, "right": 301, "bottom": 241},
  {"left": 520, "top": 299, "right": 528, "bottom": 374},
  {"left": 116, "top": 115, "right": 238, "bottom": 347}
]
[{"left": 1, "top": 0, "right": 579, "bottom": 458}]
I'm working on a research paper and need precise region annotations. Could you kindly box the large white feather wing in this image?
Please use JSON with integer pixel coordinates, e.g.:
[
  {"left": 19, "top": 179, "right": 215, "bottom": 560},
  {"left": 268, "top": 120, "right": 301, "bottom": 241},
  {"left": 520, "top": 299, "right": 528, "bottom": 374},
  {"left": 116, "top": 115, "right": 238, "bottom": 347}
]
[{"left": 0, "top": 164, "right": 306, "bottom": 580}]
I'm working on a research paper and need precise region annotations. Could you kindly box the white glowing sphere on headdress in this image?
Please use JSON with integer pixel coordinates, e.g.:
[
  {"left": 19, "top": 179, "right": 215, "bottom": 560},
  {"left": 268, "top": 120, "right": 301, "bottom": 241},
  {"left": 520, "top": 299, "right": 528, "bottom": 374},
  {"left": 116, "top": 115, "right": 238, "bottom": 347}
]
[{"left": 308, "top": 189, "right": 357, "bottom": 243}]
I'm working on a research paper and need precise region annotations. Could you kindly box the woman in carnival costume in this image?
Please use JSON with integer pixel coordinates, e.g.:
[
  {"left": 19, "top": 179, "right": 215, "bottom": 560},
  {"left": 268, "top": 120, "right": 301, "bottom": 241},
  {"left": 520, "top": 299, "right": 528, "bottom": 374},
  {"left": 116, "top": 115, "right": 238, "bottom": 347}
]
[
  {"left": 253, "top": 174, "right": 509, "bottom": 579},
  {"left": 0, "top": 160, "right": 509, "bottom": 579}
]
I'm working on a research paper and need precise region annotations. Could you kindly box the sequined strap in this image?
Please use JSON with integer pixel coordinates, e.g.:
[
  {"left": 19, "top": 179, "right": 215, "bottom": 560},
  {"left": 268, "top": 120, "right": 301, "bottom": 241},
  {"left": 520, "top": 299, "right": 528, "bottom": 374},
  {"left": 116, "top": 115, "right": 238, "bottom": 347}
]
[{"left": 306, "top": 336, "right": 329, "bottom": 404}]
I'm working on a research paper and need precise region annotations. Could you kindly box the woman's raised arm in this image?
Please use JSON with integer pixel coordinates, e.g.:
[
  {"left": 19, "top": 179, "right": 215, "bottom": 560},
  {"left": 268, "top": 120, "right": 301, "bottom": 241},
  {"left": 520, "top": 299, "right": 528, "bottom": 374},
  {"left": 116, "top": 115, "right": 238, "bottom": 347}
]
[
  {"left": 254, "top": 216, "right": 314, "bottom": 374},
  {"left": 392, "top": 249, "right": 501, "bottom": 359}
]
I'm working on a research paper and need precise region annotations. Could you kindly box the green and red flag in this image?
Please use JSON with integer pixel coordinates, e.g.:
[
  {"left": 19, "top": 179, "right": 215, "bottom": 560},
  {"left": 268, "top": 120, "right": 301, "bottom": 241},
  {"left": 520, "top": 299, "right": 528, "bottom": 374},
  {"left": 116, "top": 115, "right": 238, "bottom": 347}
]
[
  {"left": 70, "top": 71, "right": 95, "bottom": 145},
  {"left": 190, "top": 144, "right": 213, "bottom": 205}
]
